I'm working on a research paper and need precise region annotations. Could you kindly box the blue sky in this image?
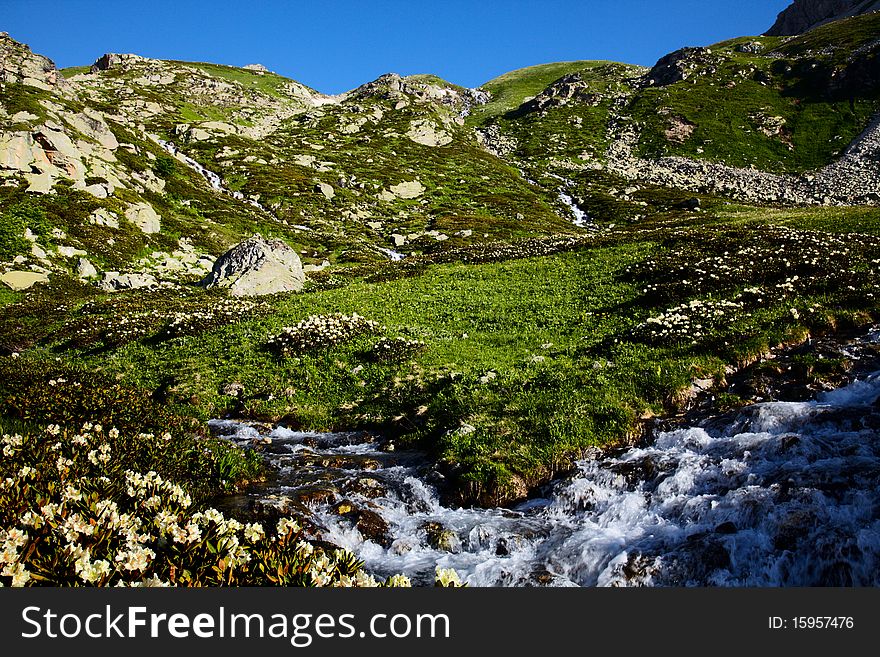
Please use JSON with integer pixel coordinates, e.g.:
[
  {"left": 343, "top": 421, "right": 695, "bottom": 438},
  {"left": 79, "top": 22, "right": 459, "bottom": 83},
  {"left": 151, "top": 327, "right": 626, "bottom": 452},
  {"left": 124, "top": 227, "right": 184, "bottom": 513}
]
[{"left": 3, "top": 0, "right": 791, "bottom": 94}]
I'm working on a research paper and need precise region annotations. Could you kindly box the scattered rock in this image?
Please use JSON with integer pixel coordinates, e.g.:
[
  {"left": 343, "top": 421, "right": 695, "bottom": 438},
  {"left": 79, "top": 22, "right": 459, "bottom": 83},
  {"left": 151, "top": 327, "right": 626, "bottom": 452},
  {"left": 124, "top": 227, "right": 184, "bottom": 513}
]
[
  {"left": 76, "top": 257, "right": 98, "bottom": 279},
  {"left": 734, "top": 41, "right": 764, "bottom": 54},
  {"left": 381, "top": 179, "right": 425, "bottom": 200},
  {"left": 664, "top": 116, "right": 696, "bottom": 144},
  {"left": 124, "top": 202, "right": 161, "bottom": 234},
  {"left": 406, "top": 119, "right": 452, "bottom": 147},
  {"left": 200, "top": 235, "right": 305, "bottom": 297},
  {"left": 645, "top": 47, "right": 715, "bottom": 87},
  {"left": 99, "top": 271, "right": 158, "bottom": 291},
  {"left": 315, "top": 181, "right": 335, "bottom": 199},
  {"left": 0, "top": 270, "right": 48, "bottom": 291},
  {"left": 88, "top": 208, "right": 120, "bottom": 228}
]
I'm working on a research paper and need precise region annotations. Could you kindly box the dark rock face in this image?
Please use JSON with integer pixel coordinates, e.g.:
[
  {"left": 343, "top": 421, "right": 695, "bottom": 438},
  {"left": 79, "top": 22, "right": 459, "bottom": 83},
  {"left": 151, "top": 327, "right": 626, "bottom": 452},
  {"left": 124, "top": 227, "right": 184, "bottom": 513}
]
[{"left": 766, "top": 0, "right": 880, "bottom": 36}]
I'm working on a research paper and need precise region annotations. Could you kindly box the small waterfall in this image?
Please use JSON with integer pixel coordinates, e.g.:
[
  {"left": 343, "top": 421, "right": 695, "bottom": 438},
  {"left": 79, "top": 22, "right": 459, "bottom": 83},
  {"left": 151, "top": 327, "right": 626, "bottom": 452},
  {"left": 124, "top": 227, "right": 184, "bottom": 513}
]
[{"left": 156, "top": 139, "right": 270, "bottom": 214}]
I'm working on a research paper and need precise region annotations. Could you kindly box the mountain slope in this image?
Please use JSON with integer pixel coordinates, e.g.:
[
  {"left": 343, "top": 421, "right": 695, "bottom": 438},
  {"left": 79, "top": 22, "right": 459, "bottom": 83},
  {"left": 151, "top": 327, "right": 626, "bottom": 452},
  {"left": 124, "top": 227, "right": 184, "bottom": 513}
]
[{"left": 766, "top": 0, "right": 880, "bottom": 35}]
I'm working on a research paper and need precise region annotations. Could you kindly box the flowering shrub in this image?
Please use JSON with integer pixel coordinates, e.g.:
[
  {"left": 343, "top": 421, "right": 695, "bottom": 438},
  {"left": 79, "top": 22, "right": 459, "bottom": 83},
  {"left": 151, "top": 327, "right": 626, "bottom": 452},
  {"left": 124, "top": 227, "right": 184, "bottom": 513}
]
[
  {"left": 626, "top": 226, "right": 880, "bottom": 346},
  {"left": 0, "top": 424, "right": 460, "bottom": 587},
  {"left": 267, "top": 313, "right": 382, "bottom": 356},
  {"left": 58, "top": 293, "right": 270, "bottom": 350},
  {"left": 0, "top": 361, "right": 261, "bottom": 500},
  {"left": 367, "top": 337, "right": 426, "bottom": 363},
  {"left": 160, "top": 298, "right": 269, "bottom": 339}
]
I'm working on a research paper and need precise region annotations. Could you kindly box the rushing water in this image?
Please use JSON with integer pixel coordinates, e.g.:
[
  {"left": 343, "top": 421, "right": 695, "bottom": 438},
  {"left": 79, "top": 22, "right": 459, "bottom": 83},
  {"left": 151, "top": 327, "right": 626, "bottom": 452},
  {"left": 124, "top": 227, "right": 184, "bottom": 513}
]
[
  {"left": 376, "top": 247, "right": 406, "bottom": 261},
  {"left": 558, "top": 190, "right": 591, "bottom": 228},
  {"left": 211, "top": 372, "right": 880, "bottom": 587}
]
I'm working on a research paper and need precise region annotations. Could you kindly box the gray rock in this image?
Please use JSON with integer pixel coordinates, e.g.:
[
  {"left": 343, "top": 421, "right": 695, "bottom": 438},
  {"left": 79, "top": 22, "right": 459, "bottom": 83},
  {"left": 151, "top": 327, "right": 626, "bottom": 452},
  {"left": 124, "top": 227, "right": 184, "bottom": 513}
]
[
  {"left": 76, "top": 257, "right": 98, "bottom": 279},
  {"left": 200, "top": 235, "right": 305, "bottom": 297},
  {"left": 645, "top": 48, "right": 715, "bottom": 87},
  {"left": 0, "top": 33, "right": 69, "bottom": 92},
  {"left": 315, "top": 181, "right": 335, "bottom": 199},
  {"left": 125, "top": 202, "right": 161, "bottom": 234},
  {"left": 99, "top": 272, "right": 158, "bottom": 291}
]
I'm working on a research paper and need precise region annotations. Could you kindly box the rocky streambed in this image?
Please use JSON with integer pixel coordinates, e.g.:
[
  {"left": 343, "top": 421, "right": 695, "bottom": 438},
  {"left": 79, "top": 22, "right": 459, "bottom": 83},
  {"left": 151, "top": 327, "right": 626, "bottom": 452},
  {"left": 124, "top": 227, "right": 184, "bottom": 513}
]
[{"left": 211, "top": 330, "right": 880, "bottom": 587}]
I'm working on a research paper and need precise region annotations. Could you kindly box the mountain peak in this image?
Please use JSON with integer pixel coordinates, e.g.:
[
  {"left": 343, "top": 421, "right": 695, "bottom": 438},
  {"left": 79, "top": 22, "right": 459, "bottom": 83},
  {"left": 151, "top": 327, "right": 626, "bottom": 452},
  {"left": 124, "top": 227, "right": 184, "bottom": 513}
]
[
  {"left": 766, "top": 0, "right": 880, "bottom": 35},
  {"left": 0, "top": 31, "right": 70, "bottom": 93}
]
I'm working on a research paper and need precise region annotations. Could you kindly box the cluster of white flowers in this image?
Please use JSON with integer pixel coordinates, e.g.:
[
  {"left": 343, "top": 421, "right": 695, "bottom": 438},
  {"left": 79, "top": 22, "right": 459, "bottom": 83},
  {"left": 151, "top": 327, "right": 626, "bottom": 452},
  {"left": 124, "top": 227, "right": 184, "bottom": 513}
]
[
  {"left": 435, "top": 567, "right": 463, "bottom": 587},
  {"left": 268, "top": 313, "right": 382, "bottom": 355},
  {"left": 125, "top": 470, "right": 192, "bottom": 509},
  {"left": 639, "top": 298, "right": 744, "bottom": 342},
  {"left": 2, "top": 422, "right": 455, "bottom": 588},
  {"left": 1, "top": 527, "right": 31, "bottom": 587},
  {"left": 1, "top": 433, "right": 23, "bottom": 458},
  {"left": 368, "top": 336, "right": 426, "bottom": 362},
  {"left": 163, "top": 299, "right": 268, "bottom": 338}
]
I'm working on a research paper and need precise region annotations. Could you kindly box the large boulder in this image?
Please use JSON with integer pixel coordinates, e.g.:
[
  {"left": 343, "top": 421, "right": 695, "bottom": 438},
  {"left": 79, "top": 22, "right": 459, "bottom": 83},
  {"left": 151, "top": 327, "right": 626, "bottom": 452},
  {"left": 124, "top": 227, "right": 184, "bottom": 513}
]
[
  {"left": 200, "top": 236, "right": 305, "bottom": 297},
  {"left": 1, "top": 270, "right": 49, "bottom": 291}
]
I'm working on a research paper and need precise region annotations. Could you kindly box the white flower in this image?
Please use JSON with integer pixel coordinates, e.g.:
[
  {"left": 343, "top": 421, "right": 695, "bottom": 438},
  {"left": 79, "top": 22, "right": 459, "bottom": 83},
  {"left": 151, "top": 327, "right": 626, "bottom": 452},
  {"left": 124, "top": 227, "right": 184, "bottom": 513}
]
[
  {"left": 385, "top": 574, "right": 412, "bottom": 587},
  {"left": 5, "top": 528, "right": 28, "bottom": 548},
  {"left": 154, "top": 510, "right": 178, "bottom": 533},
  {"left": 353, "top": 572, "right": 379, "bottom": 587},
  {"left": 2, "top": 563, "right": 31, "bottom": 587},
  {"left": 141, "top": 575, "right": 170, "bottom": 587},
  {"left": 75, "top": 553, "right": 111, "bottom": 584},
  {"left": 277, "top": 517, "right": 300, "bottom": 536},
  {"left": 63, "top": 484, "right": 83, "bottom": 502},
  {"left": 243, "top": 523, "right": 265, "bottom": 543},
  {"left": 115, "top": 546, "right": 155, "bottom": 572},
  {"left": 435, "top": 567, "right": 463, "bottom": 587}
]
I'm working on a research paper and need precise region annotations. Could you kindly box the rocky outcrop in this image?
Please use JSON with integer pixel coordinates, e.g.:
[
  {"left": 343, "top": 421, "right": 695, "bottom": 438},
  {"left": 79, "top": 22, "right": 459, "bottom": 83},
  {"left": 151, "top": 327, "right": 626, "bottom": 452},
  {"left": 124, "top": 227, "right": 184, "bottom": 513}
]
[
  {"left": 90, "top": 52, "right": 147, "bottom": 73},
  {"left": 766, "top": 0, "right": 880, "bottom": 36},
  {"left": 406, "top": 119, "right": 452, "bottom": 147},
  {"left": 0, "top": 32, "right": 69, "bottom": 93},
  {"left": 124, "top": 202, "right": 161, "bottom": 234},
  {"left": 645, "top": 48, "right": 719, "bottom": 87},
  {"left": 200, "top": 236, "right": 305, "bottom": 297},
  {"left": 512, "top": 73, "right": 603, "bottom": 115}
]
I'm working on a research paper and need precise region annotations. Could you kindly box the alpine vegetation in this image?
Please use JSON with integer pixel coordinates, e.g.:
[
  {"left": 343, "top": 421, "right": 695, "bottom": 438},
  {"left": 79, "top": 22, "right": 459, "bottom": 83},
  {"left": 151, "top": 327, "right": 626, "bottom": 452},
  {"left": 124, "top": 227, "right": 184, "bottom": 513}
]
[{"left": 2, "top": 1, "right": 880, "bottom": 586}]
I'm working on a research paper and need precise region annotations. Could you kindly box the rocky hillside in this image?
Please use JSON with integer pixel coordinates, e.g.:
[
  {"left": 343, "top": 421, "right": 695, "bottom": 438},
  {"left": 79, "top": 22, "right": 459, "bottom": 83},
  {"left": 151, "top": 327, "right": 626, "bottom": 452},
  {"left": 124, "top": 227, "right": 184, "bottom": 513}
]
[
  {"left": 766, "top": 0, "right": 880, "bottom": 35},
  {"left": 1, "top": 9, "right": 879, "bottom": 296}
]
